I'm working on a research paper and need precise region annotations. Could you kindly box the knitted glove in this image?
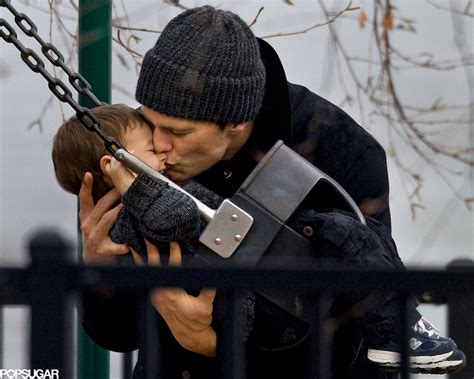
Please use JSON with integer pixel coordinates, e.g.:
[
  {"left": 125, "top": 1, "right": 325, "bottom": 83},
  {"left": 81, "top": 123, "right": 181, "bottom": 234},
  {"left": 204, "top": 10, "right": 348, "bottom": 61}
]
[{"left": 122, "top": 174, "right": 200, "bottom": 242}]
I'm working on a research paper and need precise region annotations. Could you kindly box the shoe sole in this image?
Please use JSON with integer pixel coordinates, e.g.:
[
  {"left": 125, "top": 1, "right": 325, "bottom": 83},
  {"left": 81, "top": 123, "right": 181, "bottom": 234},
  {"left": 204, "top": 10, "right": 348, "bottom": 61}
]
[
  {"left": 378, "top": 357, "right": 465, "bottom": 374},
  {"left": 377, "top": 350, "right": 466, "bottom": 374},
  {"left": 367, "top": 350, "right": 453, "bottom": 364},
  {"left": 412, "top": 357, "right": 466, "bottom": 375}
]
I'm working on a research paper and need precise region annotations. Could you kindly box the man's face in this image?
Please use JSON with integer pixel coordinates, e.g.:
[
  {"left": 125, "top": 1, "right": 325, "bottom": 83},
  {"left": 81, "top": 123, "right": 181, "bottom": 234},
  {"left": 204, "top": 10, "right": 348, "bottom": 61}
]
[{"left": 141, "top": 107, "right": 236, "bottom": 182}]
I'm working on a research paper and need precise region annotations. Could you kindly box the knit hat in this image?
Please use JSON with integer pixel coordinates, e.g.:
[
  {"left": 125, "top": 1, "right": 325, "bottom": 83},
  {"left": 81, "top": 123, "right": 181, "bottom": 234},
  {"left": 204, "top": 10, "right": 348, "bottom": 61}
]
[{"left": 136, "top": 5, "right": 266, "bottom": 124}]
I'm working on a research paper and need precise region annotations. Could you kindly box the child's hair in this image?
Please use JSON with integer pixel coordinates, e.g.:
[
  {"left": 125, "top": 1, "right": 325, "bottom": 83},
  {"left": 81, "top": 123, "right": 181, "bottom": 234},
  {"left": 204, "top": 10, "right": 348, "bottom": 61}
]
[{"left": 52, "top": 104, "right": 150, "bottom": 202}]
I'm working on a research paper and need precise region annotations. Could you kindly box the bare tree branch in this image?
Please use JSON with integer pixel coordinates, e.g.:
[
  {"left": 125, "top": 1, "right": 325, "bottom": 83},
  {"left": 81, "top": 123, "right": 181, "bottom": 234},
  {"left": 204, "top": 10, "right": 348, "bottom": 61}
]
[
  {"left": 164, "top": 0, "right": 188, "bottom": 10},
  {"left": 112, "top": 24, "right": 162, "bottom": 34},
  {"left": 249, "top": 7, "right": 264, "bottom": 28},
  {"left": 260, "top": 1, "right": 358, "bottom": 39},
  {"left": 426, "top": 0, "right": 474, "bottom": 17}
]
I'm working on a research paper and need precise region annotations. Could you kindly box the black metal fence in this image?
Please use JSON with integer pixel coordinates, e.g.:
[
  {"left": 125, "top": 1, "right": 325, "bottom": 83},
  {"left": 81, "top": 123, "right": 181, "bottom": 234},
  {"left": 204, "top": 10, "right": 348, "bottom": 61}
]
[{"left": 0, "top": 227, "right": 472, "bottom": 379}]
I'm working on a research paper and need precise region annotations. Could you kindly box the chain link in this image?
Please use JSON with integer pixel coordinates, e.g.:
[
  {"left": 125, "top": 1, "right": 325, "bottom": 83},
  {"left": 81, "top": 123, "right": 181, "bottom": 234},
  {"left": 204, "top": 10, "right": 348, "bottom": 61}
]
[{"left": 0, "top": 0, "right": 124, "bottom": 154}]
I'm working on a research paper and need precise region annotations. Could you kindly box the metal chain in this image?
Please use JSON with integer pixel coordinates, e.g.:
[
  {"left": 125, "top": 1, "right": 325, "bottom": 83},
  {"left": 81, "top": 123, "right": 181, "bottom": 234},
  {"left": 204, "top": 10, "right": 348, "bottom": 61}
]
[{"left": 0, "top": 0, "right": 124, "bottom": 154}]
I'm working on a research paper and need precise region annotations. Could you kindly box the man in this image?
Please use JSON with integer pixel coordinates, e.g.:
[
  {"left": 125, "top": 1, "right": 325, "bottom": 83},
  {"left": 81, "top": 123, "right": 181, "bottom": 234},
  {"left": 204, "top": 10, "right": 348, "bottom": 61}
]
[{"left": 79, "top": 6, "right": 464, "bottom": 378}]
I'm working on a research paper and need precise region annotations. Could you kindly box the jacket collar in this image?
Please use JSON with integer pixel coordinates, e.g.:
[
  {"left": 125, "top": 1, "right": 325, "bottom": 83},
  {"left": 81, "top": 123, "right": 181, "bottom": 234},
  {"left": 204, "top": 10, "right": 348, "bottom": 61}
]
[{"left": 249, "top": 38, "right": 293, "bottom": 151}]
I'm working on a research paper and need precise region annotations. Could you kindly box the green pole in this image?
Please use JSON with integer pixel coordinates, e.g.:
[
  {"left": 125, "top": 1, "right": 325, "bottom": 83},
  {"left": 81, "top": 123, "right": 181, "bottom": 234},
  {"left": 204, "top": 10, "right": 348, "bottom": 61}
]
[{"left": 78, "top": 1, "right": 112, "bottom": 378}]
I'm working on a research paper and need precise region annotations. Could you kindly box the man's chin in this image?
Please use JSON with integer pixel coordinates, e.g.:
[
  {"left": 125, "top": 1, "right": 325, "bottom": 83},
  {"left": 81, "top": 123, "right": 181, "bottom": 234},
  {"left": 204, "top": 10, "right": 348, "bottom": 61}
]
[{"left": 165, "top": 170, "right": 188, "bottom": 183}]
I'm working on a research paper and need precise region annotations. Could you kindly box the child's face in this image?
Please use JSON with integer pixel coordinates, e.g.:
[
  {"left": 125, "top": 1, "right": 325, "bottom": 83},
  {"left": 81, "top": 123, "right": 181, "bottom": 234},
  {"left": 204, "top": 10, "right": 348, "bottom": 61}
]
[{"left": 124, "top": 122, "right": 166, "bottom": 172}]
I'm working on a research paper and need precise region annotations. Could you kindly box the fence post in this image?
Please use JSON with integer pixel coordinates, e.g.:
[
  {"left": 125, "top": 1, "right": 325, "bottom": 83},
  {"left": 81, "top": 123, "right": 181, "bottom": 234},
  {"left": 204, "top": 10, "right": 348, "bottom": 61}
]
[
  {"left": 78, "top": 1, "right": 112, "bottom": 378},
  {"left": 309, "top": 292, "right": 332, "bottom": 379},
  {"left": 0, "top": 305, "right": 3, "bottom": 369},
  {"left": 448, "top": 259, "right": 473, "bottom": 379},
  {"left": 29, "top": 228, "right": 72, "bottom": 378}
]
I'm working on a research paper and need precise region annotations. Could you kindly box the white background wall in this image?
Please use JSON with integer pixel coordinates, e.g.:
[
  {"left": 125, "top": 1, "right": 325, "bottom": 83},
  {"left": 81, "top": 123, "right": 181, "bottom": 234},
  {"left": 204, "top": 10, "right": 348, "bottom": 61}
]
[{"left": 1, "top": 1, "right": 472, "bottom": 378}]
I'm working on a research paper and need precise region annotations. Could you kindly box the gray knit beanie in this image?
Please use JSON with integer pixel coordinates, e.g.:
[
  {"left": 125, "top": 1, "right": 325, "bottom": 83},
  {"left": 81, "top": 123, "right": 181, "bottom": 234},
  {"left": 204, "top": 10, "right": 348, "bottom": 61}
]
[{"left": 136, "top": 5, "right": 266, "bottom": 124}]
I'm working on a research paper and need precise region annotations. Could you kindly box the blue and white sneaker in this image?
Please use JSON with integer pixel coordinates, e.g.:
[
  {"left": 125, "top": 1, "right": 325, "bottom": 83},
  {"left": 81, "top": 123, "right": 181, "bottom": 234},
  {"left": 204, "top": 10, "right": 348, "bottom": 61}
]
[{"left": 367, "top": 317, "right": 455, "bottom": 366}]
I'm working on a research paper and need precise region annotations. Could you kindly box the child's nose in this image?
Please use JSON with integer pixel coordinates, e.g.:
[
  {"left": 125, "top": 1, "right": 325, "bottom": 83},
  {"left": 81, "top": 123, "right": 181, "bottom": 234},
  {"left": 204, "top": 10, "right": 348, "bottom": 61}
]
[{"left": 156, "top": 153, "right": 167, "bottom": 162}]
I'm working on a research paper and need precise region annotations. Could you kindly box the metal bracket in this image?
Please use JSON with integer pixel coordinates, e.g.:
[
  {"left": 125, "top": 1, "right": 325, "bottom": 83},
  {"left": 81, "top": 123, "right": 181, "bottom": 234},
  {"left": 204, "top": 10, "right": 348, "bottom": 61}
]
[{"left": 199, "top": 199, "right": 254, "bottom": 259}]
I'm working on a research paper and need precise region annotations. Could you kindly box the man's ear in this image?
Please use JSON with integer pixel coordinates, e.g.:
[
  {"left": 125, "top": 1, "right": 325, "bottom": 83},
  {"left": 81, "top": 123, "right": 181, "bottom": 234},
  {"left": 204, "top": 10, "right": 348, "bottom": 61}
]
[
  {"left": 99, "top": 155, "right": 113, "bottom": 176},
  {"left": 227, "top": 120, "right": 253, "bottom": 136}
]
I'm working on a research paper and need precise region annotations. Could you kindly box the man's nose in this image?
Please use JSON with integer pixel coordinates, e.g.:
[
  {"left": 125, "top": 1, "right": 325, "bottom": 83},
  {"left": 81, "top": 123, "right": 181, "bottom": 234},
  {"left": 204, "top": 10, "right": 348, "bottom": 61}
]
[{"left": 153, "top": 128, "right": 173, "bottom": 153}]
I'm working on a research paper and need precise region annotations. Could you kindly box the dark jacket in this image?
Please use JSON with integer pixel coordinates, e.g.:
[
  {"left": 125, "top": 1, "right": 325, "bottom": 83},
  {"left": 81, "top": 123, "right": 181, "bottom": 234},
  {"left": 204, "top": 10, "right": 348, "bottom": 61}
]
[
  {"left": 192, "top": 39, "right": 413, "bottom": 378},
  {"left": 81, "top": 39, "right": 418, "bottom": 379}
]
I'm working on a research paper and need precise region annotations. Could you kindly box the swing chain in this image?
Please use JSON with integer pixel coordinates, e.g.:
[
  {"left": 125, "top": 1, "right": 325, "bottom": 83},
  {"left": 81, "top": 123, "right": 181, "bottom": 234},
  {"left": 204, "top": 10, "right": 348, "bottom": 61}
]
[{"left": 0, "top": 1, "right": 123, "bottom": 154}]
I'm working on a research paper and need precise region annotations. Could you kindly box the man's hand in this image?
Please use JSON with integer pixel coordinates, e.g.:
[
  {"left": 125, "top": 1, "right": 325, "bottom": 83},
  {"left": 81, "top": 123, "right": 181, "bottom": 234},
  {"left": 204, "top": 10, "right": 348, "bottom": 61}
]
[
  {"left": 132, "top": 241, "right": 217, "bottom": 358},
  {"left": 79, "top": 172, "right": 130, "bottom": 264}
]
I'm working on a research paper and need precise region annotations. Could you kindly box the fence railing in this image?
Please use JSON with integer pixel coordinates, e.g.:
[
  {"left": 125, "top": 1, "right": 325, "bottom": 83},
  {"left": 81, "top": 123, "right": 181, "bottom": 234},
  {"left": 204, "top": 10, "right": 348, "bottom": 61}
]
[{"left": 0, "top": 227, "right": 472, "bottom": 379}]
